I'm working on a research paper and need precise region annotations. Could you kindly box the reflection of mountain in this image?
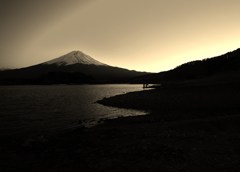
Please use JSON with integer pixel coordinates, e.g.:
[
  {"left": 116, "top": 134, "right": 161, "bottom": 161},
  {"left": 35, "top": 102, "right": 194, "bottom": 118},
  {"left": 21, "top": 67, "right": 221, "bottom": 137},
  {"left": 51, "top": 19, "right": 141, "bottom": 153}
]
[
  {"left": 133, "top": 48, "right": 240, "bottom": 84},
  {"left": 0, "top": 51, "right": 149, "bottom": 85}
]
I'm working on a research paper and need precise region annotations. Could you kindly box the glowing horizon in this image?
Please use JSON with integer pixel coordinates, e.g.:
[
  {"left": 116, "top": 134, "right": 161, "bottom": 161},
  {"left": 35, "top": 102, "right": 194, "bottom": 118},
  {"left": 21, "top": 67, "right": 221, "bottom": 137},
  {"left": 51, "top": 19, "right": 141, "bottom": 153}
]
[{"left": 0, "top": 0, "right": 240, "bottom": 72}]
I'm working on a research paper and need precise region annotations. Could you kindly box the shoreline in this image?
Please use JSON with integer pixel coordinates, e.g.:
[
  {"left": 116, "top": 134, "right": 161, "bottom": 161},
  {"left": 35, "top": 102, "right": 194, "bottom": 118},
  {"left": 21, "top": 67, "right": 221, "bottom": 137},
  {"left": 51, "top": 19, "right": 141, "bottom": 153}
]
[{"left": 1, "top": 83, "right": 240, "bottom": 171}]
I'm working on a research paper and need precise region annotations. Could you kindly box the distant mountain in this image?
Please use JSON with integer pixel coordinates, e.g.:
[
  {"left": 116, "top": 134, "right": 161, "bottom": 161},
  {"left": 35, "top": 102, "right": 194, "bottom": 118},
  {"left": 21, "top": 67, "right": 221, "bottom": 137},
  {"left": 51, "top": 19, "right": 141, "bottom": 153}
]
[
  {"left": 133, "top": 48, "right": 240, "bottom": 84},
  {"left": 43, "top": 51, "right": 107, "bottom": 66},
  {"left": 0, "top": 68, "right": 11, "bottom": 71},
  {"left": 0, "top": 51, "right": 149, "bottom": 85}
]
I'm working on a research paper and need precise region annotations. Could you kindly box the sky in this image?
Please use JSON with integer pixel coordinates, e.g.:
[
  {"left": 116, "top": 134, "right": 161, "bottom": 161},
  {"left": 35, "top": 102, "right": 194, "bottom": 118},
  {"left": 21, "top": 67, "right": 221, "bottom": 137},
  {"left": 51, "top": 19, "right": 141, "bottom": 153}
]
[{"left": 0, "top": 0, "right": 240, "bottom": 72}]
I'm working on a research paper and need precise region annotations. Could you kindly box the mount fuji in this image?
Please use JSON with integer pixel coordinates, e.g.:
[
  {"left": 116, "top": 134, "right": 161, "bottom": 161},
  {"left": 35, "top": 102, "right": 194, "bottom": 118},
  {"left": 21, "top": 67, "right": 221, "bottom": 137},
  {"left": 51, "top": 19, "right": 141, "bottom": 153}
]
[
  {"left": 0, "top": 51, "right": 149, "bottom": 84},
  {"left": 43, "top": 51, "right": 107, "bottom": 66}
]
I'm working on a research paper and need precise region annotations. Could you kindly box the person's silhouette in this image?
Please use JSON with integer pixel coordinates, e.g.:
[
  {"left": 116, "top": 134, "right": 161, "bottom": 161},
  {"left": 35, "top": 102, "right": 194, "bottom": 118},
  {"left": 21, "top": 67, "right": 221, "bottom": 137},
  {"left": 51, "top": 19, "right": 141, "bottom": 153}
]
[{"left": 143, "top": 84, "right": 148, "bottom": 88}]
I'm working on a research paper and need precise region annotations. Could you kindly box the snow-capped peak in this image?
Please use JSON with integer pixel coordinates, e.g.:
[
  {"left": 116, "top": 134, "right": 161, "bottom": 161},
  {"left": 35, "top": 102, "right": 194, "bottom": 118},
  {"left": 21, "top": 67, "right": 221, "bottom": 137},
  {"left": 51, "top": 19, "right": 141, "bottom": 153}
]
[{"left": 44, "top": 51, "right": 107, "bottom": 66}]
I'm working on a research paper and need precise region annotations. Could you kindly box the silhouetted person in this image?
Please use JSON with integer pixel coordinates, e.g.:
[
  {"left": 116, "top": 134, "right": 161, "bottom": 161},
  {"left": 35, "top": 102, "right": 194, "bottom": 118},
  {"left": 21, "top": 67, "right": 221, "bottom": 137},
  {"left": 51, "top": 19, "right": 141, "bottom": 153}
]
[{"left": 143, "top": 83, "right": 148, "bottom": 89}]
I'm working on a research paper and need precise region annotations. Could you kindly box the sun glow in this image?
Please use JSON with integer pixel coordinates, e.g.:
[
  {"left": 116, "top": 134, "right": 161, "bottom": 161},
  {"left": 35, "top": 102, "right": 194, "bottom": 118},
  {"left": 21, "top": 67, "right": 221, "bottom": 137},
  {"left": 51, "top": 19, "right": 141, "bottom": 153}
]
[{"left": 0, "top": 0, "right": 240, "bottom": 72}]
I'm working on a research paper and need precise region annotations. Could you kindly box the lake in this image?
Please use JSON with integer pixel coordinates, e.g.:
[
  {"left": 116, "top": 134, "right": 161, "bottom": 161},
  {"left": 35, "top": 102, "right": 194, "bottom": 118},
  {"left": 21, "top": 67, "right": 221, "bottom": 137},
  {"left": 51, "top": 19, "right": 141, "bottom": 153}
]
[{"left": 0, "top": 84, "right": 147, "bottom": 137}]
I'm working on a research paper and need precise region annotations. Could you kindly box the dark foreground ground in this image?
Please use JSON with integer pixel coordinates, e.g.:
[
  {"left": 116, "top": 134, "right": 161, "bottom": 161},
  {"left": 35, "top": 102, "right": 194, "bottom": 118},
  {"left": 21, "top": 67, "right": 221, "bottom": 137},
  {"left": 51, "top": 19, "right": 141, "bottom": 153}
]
[{"left": 1, "top": 81, "right": 240, "bottom": 172}]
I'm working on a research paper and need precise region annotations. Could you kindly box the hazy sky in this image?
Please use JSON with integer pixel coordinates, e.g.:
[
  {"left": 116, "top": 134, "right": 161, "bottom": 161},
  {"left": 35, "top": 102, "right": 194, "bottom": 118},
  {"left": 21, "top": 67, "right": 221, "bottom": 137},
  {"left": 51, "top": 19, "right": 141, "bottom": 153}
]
[{"left": 0, "top": 0, "right": 240, "bottom": 72}]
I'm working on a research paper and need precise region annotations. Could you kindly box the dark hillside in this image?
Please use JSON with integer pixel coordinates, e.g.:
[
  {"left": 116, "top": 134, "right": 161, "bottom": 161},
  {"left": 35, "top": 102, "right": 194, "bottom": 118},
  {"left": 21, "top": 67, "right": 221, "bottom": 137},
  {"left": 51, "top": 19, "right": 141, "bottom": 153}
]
[{"left": 133, "top": 48, "right": 240, "bottom": 84}]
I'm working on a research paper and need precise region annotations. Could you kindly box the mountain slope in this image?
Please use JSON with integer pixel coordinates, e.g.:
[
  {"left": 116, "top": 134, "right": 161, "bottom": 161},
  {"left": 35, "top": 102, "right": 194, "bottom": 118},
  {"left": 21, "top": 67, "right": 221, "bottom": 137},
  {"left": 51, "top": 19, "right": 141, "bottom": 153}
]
[
  {"left": 133, "top": 48, "right": 240, "bottom": 84},
  {"left": 44, "top": 51, "right": 107, "bottom": 66},
  {"left": 0, "top": 51, "right": 149, "bottom": 84}
]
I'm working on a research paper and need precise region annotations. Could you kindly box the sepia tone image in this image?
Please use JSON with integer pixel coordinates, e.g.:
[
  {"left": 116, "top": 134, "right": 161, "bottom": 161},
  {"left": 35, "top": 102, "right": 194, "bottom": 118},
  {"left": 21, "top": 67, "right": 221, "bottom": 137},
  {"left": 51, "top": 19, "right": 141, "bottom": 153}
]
[{"left": 0, "top": 0, "right": 240, "bottom": 171}]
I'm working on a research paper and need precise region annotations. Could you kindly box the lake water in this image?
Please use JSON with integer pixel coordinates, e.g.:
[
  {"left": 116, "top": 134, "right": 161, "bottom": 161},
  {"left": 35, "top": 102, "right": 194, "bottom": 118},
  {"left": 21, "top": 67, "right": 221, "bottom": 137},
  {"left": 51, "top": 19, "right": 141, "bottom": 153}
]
[{"left": 0, "top": 85, "right": 146, "bottom": 137}]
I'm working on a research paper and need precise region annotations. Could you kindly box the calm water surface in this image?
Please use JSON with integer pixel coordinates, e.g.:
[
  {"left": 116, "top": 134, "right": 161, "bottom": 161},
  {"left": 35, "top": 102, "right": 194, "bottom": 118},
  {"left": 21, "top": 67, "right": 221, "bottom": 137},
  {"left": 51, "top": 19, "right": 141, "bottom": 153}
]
[{"left": 0, "top": 85, "right": 146, "bottom": 136}]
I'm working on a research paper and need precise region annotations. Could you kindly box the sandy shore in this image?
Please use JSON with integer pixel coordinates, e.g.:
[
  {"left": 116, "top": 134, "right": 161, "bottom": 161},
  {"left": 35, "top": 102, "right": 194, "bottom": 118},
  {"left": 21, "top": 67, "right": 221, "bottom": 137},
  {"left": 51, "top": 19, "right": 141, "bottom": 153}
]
[{"left": 1, "top": 83, "right": 240, "bottom": 171}]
